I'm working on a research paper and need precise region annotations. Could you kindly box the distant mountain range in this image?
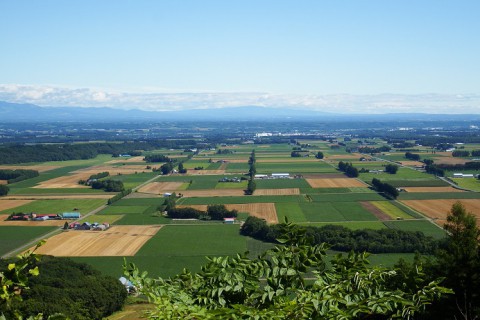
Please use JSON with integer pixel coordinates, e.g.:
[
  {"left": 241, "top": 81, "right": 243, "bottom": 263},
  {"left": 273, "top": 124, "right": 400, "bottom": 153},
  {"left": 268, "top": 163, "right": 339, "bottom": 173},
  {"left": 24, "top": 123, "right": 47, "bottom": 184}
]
[{"left": 1, "top": 100, "right": 480, "bottom": 122}]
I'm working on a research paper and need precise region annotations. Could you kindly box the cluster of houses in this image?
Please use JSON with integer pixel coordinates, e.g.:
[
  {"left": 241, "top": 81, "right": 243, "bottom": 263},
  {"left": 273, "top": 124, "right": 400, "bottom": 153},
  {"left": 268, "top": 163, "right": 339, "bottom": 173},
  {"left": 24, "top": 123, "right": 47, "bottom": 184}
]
[
  {"left": 8, "top": 211, "right": 81, "bottom": 221},
  {"left": 68, "top": 221, "right": 110, "bottom": 231},
  {"left": 254, "top": 173, "right": 290, "bottom": 179}
]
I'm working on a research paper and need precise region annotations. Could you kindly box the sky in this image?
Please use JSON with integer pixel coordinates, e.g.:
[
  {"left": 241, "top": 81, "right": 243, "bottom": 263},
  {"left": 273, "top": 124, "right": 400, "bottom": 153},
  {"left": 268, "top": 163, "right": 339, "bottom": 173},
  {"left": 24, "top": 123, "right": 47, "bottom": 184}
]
[{"left": 0, "top": 1, "right": 479, "bottom": 113}]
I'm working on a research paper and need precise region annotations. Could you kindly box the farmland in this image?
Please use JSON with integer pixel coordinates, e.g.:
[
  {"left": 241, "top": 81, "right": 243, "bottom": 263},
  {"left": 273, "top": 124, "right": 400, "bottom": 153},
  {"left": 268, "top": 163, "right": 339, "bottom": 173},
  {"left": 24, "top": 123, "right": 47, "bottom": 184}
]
[{"left": 2, "top": 137, "right": 479, "bottom": 279}]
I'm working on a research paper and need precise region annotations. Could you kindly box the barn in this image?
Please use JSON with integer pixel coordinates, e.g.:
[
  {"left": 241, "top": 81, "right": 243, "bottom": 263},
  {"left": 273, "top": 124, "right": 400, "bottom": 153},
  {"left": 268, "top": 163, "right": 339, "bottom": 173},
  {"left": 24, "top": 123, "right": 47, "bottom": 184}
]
[{"left": 62, "top": 212, "right": 81, "bottom": 219}]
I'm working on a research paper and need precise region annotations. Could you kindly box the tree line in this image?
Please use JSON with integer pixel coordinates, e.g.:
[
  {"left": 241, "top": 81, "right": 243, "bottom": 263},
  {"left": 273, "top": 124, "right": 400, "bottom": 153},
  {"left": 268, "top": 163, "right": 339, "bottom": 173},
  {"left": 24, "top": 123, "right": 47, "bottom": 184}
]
[
  {"left": 371, "top": 178, "right": 399, "bottom": 199},
  {"left": 240, "top": 216, "right": 437, "bottom": 254},
  {"left": 0, "top": 140, "right": 199, "bottom": 165},
  {"left": 0, "top": 169, "right": 39, "bottom": 183},
  {"left": 338, "top": 161, "right": 359, "bottom": 177},
  {"left": 167, "top": 204, "right": 238, "bottom": 221}
]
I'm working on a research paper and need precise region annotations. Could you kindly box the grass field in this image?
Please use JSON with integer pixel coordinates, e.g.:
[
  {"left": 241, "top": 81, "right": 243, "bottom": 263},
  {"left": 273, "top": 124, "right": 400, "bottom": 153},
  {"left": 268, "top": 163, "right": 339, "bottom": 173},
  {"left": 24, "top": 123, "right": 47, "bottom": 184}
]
[
  {"left": 275, "top": 202, "right": 307, "bottom": 222},
  {"left": 383, "top": 220, "right": 446, "bottom": 239},
  {"left": 0, "top": 226, "right": 57, "bottom": 256},
  {"left": 398, "top": 192, "right": 480, "bottom": 200},
  {"left": 215, "top": 181, "right": 248, "bottom": 189},
  {"left": 385, "top": 179, "right": 449, "bottom": 187},
  {"left": 308, "top": 193, "right": 384, "bottom": 202},
  {"left": 299, "top": 221, "right": 386, "bottom": 230},
  {"left": 99, "top": 204, "right": 169, "bottom": 225},
  {"left": 451, "top": 178, "right": 480, "bottom": 191},
  {"left": 0, "top": 199, "right": 106, "bottom": 215},
  {"left": 109, "top": 172, "right": 158, "bottom": 189},
  {"left": 359, "top": 168, "right": 433, "bottom": 182},
  {"left": 255, "top": 179, "right": 311, "bottom": 189},
  {"left": 299, "top": 202, "right": 377, "bottom": 222},
  {"left": 256, "top": 162, "right": 337, "bottom": 173}
]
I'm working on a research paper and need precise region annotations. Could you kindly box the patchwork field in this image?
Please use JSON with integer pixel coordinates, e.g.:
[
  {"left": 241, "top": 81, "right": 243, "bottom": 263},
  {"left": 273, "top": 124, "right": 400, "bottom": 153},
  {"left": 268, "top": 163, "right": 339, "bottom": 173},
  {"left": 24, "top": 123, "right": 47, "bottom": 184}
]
[
  {"left": 32, "top": 225, "right": 162, "bottom": 256},
  {"left": 74, "top": 165, "right": 153, "bottom": 175},
  {"left": 186, "top": 170, "right": 227, "bottom": 175},
  {"left": 137, "top": 182, "right": 184, "bottom": 194},
  {"left": 106, "top": 156, "right": 145, "bottom": 164},
  {"left": 306, "top": 178, "right": 366, "bottom": 188},
  {"left": 180, "top": 203, "right": 278, "bottom": 223},
  {"left": 401, "top": 199, "right": 480, "bottom": 222},
  {"left": 2, "top": 194, "right": 113, "bottom": 200}
]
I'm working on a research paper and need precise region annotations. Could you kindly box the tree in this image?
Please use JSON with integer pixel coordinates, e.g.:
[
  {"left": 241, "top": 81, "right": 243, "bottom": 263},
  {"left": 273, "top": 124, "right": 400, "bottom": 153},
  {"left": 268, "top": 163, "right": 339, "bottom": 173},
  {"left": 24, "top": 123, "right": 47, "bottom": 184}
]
[
  {"left": 246, "top": 179, "right": 256, "bottom": 195},
  {"left": 385, "top": 163, "right": 398, "bottom": 174},
  {"left": 0, "top": 185, "right": 9, "bottom": 196},
  {"left": 315, "top": 151, "right": 324, "bottom": 159},
  {"left": 124, "top": 222, "right": 451, "bottom": 319},
  {"left": 178, "top": 162, "right": 187, "bottom": 174},
  {"left": 160, "top": 162, "right": 174, "bottom": 175},
  {"left": 428, "top": 201, "right": 480, "bottom": 319}
]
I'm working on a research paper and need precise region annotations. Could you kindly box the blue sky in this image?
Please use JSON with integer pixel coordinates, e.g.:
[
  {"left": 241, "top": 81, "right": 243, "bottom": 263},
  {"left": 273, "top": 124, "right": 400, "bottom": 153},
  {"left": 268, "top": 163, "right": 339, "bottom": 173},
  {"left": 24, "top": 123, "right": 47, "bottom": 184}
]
[{"left": 0, "top": 1, "right": 479, "bottom": 112}]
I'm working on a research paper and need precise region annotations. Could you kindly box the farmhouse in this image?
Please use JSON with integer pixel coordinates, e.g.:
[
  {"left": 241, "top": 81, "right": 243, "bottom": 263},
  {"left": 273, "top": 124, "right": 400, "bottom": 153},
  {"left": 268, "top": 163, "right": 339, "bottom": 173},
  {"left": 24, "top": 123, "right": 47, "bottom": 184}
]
[
  {"left": 271, "top": 173, "right": 290, "bottom": 179},
  {"left": 223, "top": 217, "right": 235, "bottom": 224},
  {"left": 254, "top": 174, "right": 269, "bottom": 179},
  {"left": 453, "top": 173, "right": 475, "bottom": 178}
]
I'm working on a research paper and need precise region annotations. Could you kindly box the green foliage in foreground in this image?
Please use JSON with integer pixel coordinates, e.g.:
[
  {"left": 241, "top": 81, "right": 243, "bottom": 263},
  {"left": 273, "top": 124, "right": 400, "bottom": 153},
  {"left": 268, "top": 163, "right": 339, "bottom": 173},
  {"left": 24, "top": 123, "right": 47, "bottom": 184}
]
[{"left": 125, "top": 223, "right": 451, "bottom": 319}]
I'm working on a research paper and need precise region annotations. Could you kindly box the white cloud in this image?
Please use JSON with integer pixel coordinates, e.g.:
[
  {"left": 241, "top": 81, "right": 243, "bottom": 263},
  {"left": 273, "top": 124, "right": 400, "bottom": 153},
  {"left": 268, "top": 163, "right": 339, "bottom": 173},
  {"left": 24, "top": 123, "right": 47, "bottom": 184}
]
[{"left": 0, "top": 84, "right": 479, "bottom": 114}]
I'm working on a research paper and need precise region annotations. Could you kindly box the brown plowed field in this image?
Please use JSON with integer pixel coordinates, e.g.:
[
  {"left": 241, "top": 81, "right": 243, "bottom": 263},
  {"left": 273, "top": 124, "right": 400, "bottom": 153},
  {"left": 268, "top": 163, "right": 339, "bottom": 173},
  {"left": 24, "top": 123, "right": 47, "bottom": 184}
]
[
  {"left": 32, "top": 225, "right": 162, "bottom": 256},
  {"left": 254, "top": 188, "right": 300, "bottom": 196},
  {"left": 106, "top": 156, "right": 145, "bottom": 164},
  {"left": 0, "top": 165, "right": 60, "bottom": 172},
  {"left": 360, "top": 202, "right": 390, "bottom": 220},
  {"left": 33, "top": 173, "right": 92, "bottom": 189},
  {"left": 179, "top": 203, "right": 278, "bottom": 223},
  {"left": 401, "top": 199, "right": 480, "bottom": 222},
  {"left": 186, "top": 170, "right": 227, "bottom": 175},
  {"left": 403, "top": 187, "right": 465, "bottom": 193},
  {"left": 306, "top": 178, "right": 366, "bottom": 188},
  {"left": 0, "top": 215, "right": 71, "bottom": 226},
  {"left": 3, "top": 195, "right": 113, "bottom": 200},
  {"left": 181, "top": 189, "right": 245, "bottom": 197},
  {"left": 0, "top": 200, "right": 34, "bottom": 211},
  {"left": 399, "top": 161, "right": 425, "bottom": 166},
  {"left": 137, "top": 182, "right": 184, "bottom": 194},
  {"left": 0, "top": 180, "right": 7, "bottom": 185},
  {"left": 432, "top": 157, "right": 469, "bottom": 165}
]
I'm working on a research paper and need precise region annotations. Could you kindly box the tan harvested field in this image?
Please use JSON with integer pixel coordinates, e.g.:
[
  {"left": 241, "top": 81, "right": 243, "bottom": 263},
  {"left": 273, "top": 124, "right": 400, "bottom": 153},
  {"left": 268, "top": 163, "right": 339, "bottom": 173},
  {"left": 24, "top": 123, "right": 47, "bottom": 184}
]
[
  {"left": 306, "top": 178, "right": 366, "bottom": 188},
  {"left": 179, "top": 203, "right": 278, "bottom": 223},
  {"left": 303, "top": 174, "right": 346, "bottom": 179},
  {"left": 3, "top": 195, "right": 113, "bottom": 200},
  {"left": 180, "top": 189, "right": 245, "bottom": 197},
  {"left": 432, "top": 157, "right": 469, "bottom": 165},
  {"left": 32, "top": 225, "right": 162, "bottom": 256},
  {"left": 0, "top": 215, "right": 71, "bottom": 226},
  {"left": 0, "top": 165, "right": 60, "bottom": 172},
  {"left": 403, "top": 187, "right": 465, "bottom": 193},
  {"left": 186, "top": 170, "right": 226, "bottom": 175},
  {"left": 33, "top": 173, "right": 92, "bottom": 189},
  {"left": 74, "top": 165, "right": 153, "bottom": 175},
  {"left": 401, "top": 199, "right": 480, "bottom": 222},
  {"left": 0, "top": 180, "right": 7, "bottom": 185},
  {"left": 0, "top": 200, "right": 34, "bottom": 211},
  {"left": 137, "top": 182, "right": 184, "bottom": 194},
  {"left": 106, "top": 156, "right": 145, "bottom": 164},
  {"left": 399, "top": 161, "right": 425, "bottom": 166},
  {"left": 254, "top": 188, "right": 300, "bottom": 196}
]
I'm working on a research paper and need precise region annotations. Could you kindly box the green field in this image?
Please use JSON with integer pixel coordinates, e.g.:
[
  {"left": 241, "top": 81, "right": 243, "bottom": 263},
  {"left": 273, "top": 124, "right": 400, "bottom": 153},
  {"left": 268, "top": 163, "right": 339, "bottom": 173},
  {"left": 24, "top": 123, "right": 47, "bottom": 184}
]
[
  {"left": 383, "top": 220, "right": 446, "bottom": 239},
  {"left": 178, "top": 195, "right": 304, "bottom": 205},
  {"left": 299, "top": 221, "right": 386, "bottom": 230},
  {"left": 299, "top": 202, "right": 377, "bottom": 222},
  {"left": 0, "top": 226, "right": 57, "bottom": 256},
  {"left": 398, "top": 192, "right": 480, "bottom": 200},
  {"left": 256, "top": 178, "right": 311, "bottom": 189},
  {"left": 99, "top": 203, "right": 169, "bottom": 225},
  {"left": 109, "top": 171, "right": 158, "bottom": 189},
  {"left": 386, "top": 179, "right": 448, "bottom": 187},
  {"left": 275, "top": 202, "right": 307, "bottom": 222},
  {"left": 308, "top": 193, "right": 384, "bottom": 202},
  {"left": 451, "top": 178, "right": 480, "bottom": 191},
  {"left": 0, "top": 199, "right": 106, "bottom": 215},
  {"left": 215, "top": 181, "right": 248, "bottom": 189},
  {"left": 359, "top": 168, "right": 433, "bottom": 182},
  {"left": 256, "top": 162, "right": 336, "bottom": 174}
]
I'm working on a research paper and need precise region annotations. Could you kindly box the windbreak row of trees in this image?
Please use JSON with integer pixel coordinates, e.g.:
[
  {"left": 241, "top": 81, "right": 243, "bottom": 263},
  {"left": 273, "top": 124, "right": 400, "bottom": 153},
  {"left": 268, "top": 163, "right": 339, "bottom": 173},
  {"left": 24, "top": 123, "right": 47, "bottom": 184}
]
[
  {"left": 240, "top": 216, "right": 437, "bottom": 254},
  {"left": 338, "top": 161, "right": 359, "bottom": 177},
  {"left": 0, "top": 169, "right": 39, "bottom": 183},
  {"left": 168, "top": 204, "right": 238, "bottom": 221},
  {"left": 371, "top": 178, "right": 399, "bottom": 199},
  {"left": 0, "top": 140, "right": 199, "bottom": 164}
]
